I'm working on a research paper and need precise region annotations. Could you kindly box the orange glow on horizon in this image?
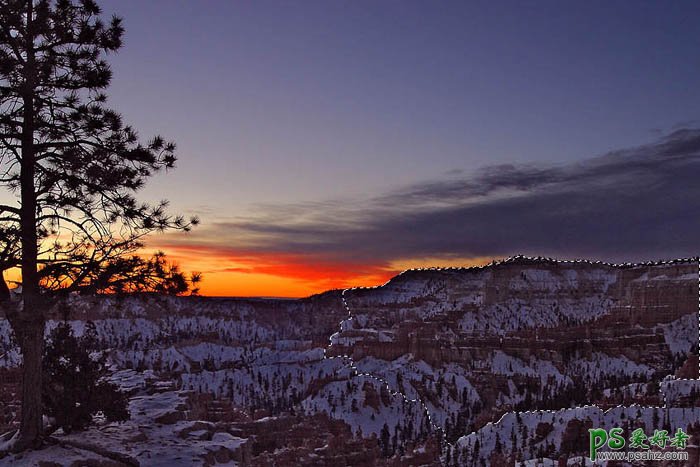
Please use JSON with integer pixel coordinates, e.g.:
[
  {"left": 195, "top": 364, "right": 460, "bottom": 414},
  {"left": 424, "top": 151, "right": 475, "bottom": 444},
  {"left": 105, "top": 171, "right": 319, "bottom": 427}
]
[
  {"left": 143, "top": 242, "right": 399, "bottom": 297},
  {"left": 144, "top": 241, "right": 499, "bottom": 298}
]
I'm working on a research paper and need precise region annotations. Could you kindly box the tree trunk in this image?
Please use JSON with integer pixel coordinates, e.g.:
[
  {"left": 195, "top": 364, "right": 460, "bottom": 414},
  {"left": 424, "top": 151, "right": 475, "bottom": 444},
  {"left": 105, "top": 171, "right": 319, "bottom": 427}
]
[
  {"left": 14, "top": 316, "right": 44, "bottom": 451},
  {"left": 0, "top": 276, "right": 9, "bottom": 301},
  {"left": 12, "top": 0, "right": 43, "bottom": 451}
]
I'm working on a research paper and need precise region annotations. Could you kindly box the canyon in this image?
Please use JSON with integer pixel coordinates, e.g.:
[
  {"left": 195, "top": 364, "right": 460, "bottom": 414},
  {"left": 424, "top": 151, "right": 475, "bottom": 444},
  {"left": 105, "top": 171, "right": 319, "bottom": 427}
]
[{"left": 0, "top": 256, "right": 697, "bottom": 466}]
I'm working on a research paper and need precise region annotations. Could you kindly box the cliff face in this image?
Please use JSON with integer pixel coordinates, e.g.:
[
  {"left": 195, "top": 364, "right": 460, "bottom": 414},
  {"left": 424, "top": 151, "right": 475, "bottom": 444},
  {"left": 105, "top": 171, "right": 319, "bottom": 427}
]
[{"left": 332, "top": 258, "right": 697, "bottom": 372}]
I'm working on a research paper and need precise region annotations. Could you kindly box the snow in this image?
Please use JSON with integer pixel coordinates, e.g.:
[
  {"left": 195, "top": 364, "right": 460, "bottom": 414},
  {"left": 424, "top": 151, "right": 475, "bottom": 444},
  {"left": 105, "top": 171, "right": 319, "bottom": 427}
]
[
  {"left": 491, "top": 351, "right": 570, "bottom": 385},
  {"left": 3, "top": 390, "right": 248, "bottom": 466},
  {"left": 660, "top": 378, "right": 700, "bottom": 404},
  {"left": 660, "top": 313, "right": 698, "bottom": 355},
  {"left": 455, "top": 404, "right": 700, "bottom": 465},
  {"left": 300, "top": 373, "right": 429, "bottom": 438}
]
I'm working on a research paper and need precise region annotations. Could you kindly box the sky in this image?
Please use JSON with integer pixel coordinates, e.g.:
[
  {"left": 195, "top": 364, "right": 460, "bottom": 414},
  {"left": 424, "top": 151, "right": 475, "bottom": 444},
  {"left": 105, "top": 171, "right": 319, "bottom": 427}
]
[{"left": 93, "top": 0, "right": 700, "bottom": 297}]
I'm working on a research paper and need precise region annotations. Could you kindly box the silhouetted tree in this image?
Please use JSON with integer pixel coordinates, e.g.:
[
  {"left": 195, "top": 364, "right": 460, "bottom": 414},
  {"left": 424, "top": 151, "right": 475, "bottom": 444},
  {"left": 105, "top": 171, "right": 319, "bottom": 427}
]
[
  {"left": 42, "top": 249, "right": 202, "bottom": 296},
  {"left": 0, "top": 0, "right": 196, "bottom": 450}
]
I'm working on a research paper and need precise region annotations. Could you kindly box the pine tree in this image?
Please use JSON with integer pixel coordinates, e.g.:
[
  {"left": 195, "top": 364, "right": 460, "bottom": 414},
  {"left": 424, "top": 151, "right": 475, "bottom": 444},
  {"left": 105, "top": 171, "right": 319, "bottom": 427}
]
[
  {"left": 380, "top": 422, "right": 391, "bottom": 457},
  {"left": 0, "top": 0, "right": 196, "bottom": 450},
  {"left": 42, "top": 321, "right": 129, "bottom": 433}
]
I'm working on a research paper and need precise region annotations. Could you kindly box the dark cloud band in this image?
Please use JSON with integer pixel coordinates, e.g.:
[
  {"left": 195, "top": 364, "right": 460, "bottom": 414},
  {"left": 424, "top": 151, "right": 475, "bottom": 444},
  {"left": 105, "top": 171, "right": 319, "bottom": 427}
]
[{"left": 167, "top": 128, "right": 700, "bottom": 265}]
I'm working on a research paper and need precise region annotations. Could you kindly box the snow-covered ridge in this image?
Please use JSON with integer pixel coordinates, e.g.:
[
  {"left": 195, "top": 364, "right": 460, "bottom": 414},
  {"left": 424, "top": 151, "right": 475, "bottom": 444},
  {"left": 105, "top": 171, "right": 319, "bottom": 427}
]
[
  {"left": 452, "top": 404, "right": 700, "bottom": 465},
  {"left": 338, "top": 257, "right": 697, "bottom": 337}
]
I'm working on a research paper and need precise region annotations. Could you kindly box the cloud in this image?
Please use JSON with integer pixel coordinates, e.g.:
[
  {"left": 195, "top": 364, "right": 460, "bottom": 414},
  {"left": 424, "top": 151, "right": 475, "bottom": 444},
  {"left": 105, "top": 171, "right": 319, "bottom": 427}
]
[{"left": 159, "top": 128, "right": 700, "bottom": 282}]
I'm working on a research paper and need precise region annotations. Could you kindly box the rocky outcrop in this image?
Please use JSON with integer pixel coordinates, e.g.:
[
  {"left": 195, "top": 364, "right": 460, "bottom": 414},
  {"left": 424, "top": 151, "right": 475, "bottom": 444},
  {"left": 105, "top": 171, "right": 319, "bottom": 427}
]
[{"left": 332, "top": 258, "right": 698, "bottom": 373}]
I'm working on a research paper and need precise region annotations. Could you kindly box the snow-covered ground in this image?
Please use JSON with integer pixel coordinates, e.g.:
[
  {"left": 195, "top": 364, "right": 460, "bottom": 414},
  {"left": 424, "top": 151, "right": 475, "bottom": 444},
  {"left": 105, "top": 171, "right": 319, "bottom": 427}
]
[{"left": 0, "top": 258, "right": 696, "bottom": 465}]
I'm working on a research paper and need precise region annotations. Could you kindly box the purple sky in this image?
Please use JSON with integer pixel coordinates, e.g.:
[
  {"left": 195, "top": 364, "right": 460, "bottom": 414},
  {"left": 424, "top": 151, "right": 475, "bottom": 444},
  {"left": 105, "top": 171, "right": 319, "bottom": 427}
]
[{"left": 94, "top": 0, "right": 700, "bottom": 295}]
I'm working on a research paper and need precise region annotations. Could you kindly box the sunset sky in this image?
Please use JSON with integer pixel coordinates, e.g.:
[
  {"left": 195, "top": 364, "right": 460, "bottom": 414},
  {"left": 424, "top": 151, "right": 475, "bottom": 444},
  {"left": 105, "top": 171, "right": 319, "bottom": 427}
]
[{"left": 95, "top": 1, "right": 700, "bottom": 297}]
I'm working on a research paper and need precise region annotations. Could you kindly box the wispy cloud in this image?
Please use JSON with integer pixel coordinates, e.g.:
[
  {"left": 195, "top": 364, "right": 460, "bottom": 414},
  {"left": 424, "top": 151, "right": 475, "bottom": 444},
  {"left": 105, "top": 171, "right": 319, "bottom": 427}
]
[{"left": 156, "top": 128, "right": 700, "bottom": 286}]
